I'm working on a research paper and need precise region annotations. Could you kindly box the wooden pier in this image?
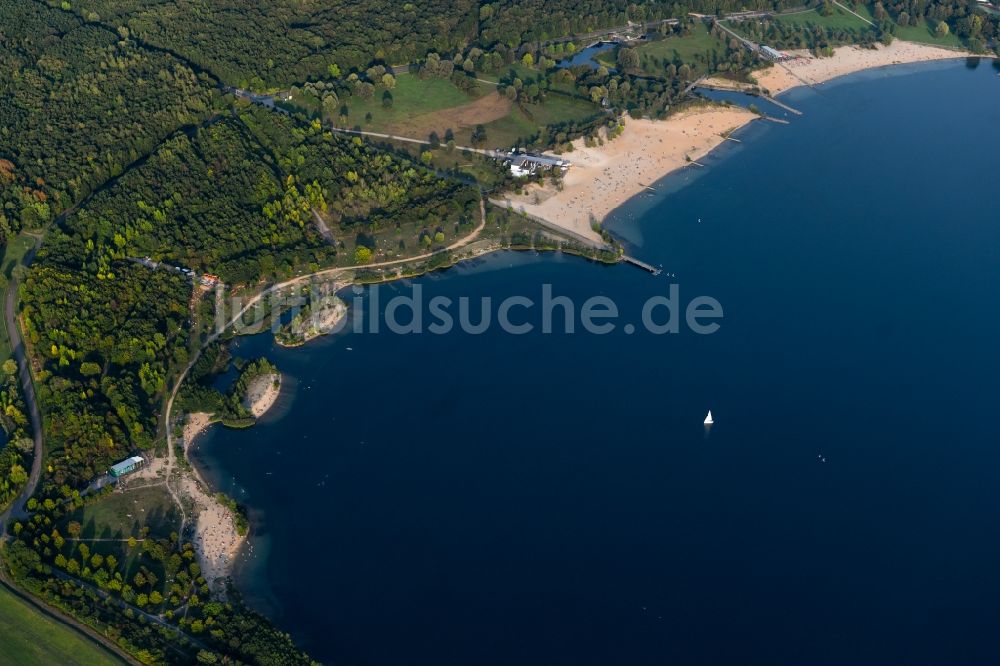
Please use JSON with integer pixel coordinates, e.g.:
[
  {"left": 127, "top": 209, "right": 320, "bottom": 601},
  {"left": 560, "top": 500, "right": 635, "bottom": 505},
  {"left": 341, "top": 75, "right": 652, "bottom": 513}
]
[
  {"left": 623, "top": 255, "right": 662, "bottom": 275},
  {"left": 763, "top": 95, "right": 802, "bottom": 115}
]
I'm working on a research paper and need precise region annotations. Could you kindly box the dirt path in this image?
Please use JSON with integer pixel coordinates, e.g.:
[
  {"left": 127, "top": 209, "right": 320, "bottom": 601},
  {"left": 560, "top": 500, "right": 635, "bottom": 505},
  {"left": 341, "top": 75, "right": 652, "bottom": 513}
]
[
  {"left": 329, "top": 126, "right": 497, "bottom": 157},
  {"left": 159, "top": 197, "right": 488, "bottom": 554}
]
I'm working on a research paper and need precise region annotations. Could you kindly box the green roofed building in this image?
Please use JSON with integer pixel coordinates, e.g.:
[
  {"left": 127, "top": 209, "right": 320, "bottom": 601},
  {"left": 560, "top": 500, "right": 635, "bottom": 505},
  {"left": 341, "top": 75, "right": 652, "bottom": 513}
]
[{"left": 109, "top": 455, "right": 145, "bottom": 478}]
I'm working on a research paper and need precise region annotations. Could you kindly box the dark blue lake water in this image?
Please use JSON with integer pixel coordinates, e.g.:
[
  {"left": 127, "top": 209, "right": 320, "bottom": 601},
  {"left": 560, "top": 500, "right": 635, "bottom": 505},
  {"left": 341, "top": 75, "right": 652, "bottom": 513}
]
[
  {"left": 557, "top": 42, "right": 617, "bottom": 69},
  {"left": 194, "top": 61, "right": 1000, "bottom": 665}
]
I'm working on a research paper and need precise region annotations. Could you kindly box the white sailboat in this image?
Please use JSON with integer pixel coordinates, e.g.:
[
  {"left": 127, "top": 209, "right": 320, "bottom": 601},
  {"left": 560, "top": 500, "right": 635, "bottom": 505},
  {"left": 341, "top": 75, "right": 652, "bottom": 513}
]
[{"left": 704, "top": 410, "right": 714, "bottom": 425}]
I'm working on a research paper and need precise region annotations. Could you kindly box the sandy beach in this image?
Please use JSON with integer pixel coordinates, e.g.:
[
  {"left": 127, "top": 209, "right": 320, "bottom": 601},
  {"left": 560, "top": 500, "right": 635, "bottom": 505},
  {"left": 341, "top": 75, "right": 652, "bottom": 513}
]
[
  {"left": 182, "top": 474, "right": 245, "bottom": 591},
  {"left": 747, "top": 41, "right": 971, "bottom": 95},
  {"left": 176, "top": 412, "right": 243, "bottom": 592},
  {"left": 499, "top": 106, "right": 757, "bottom": 240},
  {"left": 183, "top": 412, "right": 213, "bottom": 446},
  {"left": 244, "top": 373, "right": 281, "bottom": 418},
  {"left": 499, "top": 41, "right": 976, "bottom": 238}
]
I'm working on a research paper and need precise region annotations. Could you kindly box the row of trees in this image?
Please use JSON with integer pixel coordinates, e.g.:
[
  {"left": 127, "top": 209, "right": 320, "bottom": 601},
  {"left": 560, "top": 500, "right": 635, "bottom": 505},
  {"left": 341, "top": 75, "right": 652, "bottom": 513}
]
[
  {"left": 4, "top": 484, "right": 312, "bottom": 664},
  {"left": 0, "top": 360, "right": 32, "bottom": 509},
  {"left": 733, "top": 15, "right": 883, "bottom": 53}
]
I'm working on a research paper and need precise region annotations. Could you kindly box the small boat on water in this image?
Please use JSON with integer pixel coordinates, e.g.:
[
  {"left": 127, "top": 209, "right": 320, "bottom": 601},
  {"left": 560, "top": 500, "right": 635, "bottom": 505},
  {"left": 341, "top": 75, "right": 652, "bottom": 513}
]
[{"left": 704, "top": 410, "right": 713, "bottom": 425}]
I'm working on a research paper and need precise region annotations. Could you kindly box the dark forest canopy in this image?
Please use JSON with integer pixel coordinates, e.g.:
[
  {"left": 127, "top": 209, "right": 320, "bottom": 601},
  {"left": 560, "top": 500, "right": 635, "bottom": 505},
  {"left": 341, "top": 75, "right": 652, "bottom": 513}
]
[
  {"left": 0, "top": 0, "right": 215, "bottom": 241},
  {"left": 62, "top": 117, "right": 328, "bottom": 285},
  {"left": 66, "top": 0, "right": 480, "bottom": 87}
]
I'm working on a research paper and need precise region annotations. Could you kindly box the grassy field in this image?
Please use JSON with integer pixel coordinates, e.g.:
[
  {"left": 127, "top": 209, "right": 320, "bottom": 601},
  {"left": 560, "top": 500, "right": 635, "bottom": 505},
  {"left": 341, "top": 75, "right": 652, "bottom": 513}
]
[
  {"left": 893, "top": 19, "right": 965, "bottom": 48},
  {"left": 323, "top": 70, "right": 601, "bottom": 149},
  {"left": 608, "top": 23, "right": 727, "bottom": 76},
  {"left": 771, "top": 6, "right": 873, "bottom": 32},
  {"left": 59, "top": 486, "right": 182, "bottom": 595},
  {"left": 0, "top": 584, "right": 123, "bottom": 665},
  {"left": 67, "top": 486, "right": 180, "bottom": 541},
  {"left": 1, "top": 233, "right": 37, "bottom": 286},
  {"left": 340, "top": 74, "right": 497, "bottom": 138}
]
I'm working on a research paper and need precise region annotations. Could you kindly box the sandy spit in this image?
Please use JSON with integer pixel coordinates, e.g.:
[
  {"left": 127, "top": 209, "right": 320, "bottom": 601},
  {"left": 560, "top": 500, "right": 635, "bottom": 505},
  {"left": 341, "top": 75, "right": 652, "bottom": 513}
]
[{"left": 243, "top": 373, "right": 281, "bottom": 418}]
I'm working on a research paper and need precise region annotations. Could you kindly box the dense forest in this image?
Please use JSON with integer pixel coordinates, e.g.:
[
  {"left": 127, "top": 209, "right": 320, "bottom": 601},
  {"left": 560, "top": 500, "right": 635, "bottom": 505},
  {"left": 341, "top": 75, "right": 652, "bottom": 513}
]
[
  {"left": 62, "top": 117, "right": 328, "bottom": 285},
  {"left": 66, "top": 0, "right": 479, "bottom": 88},
  {"left": 20, "top": 250, "right": 191, "bottom": 488},
  {"left": 239, "top": 107, "right": 481, "bottom": 235},
  {"left": 42, "top": 0, "right": 1000, "bottom": 96},
  {"left": 0, "top": 0, "right": 215, "bottom": 242},
  {"left": 2, "top": 0, "right": 997, "bottom": 663}
]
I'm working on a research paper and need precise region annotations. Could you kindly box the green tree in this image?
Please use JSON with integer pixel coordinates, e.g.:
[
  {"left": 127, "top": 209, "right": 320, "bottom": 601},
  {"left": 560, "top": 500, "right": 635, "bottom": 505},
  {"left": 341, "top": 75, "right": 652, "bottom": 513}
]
[
  {"left": 80, "top": 361, "right": 101, "bottom": 376},
  {"left": 354, "top": 246, "right": 373, "bottom": 264},
  {"left": 617, "top": 47, "right": 639, "bottom": 71},
  {"left": 471, "top": 124, "right": 487, "bottom": 146},
  {"left": 8, "top": 464, "right": 26, "bottom": 486}
]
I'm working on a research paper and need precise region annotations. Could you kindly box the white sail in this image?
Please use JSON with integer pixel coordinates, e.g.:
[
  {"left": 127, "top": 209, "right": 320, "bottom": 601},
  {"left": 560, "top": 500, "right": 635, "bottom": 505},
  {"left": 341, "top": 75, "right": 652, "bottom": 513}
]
[{"left": 704, "top": 410, "right": 713, "bottom": 425}]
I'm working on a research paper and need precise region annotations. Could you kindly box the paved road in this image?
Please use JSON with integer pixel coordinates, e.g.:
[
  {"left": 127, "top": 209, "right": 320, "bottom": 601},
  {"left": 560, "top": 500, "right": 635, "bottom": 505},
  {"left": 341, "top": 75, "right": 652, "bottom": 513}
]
[{"left": 0, "top": 238, "right": 43, "bottom": 532}]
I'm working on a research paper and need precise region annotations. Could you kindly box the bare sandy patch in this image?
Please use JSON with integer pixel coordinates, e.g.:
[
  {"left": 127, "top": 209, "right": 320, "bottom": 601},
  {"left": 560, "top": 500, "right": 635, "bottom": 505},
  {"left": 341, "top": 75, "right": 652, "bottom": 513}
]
[
  {"left": 183, "top": 412, "right": 213, "bottom": 446},
  {"left": 181, "top": 474, "right": 244, "bottom": 592},
  {"left": 243, "top": 373, "right": 281, "bottom": 418},
  {"left": 385, "top": 93, "right": 512, "bottom": 138}
]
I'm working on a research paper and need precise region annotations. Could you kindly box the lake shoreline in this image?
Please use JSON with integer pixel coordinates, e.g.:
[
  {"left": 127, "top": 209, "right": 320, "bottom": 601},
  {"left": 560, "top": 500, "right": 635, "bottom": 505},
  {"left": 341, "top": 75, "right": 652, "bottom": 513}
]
[
  {"left": 748, "top": 41, "right": 979, "bottom": 96},
  {"left": 496, "top": 105, "right": 758, "bottom": 244},
  {"left": 499, "top": 41, "right": 980, "bottom": 242}
]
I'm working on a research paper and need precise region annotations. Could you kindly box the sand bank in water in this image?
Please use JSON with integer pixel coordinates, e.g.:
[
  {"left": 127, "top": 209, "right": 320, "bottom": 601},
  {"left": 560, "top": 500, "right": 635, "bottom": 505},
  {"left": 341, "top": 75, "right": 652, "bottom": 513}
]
[
  {"left": 497, "top": 106, "right": 757, "bottom": 239},
  {"left": 243, "top": 373, "right": 281, "bottom": 418}
]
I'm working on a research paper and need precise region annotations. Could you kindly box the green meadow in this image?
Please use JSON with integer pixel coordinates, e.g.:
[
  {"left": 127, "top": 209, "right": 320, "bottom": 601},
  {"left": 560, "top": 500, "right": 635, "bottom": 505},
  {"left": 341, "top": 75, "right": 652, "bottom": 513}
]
[{"left": 0, "top": 584, "right": 123, "bottom": 665}]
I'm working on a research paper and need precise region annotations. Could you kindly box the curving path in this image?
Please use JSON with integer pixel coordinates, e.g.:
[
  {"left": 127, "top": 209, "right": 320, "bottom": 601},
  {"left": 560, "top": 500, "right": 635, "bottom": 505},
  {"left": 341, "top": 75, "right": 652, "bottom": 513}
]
[
  {"left": 161, "top": 198, "right": 489, "bottom": 529},
  {"left": 0, "top": 238, "right": 43, "bottom": 532}
]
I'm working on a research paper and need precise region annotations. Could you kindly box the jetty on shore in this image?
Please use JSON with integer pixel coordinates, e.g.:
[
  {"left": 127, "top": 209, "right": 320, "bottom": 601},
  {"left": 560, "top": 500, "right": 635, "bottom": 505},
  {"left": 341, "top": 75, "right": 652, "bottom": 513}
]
[{"left": 623, "top": 255, "right": 663, "bottom": 276}]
